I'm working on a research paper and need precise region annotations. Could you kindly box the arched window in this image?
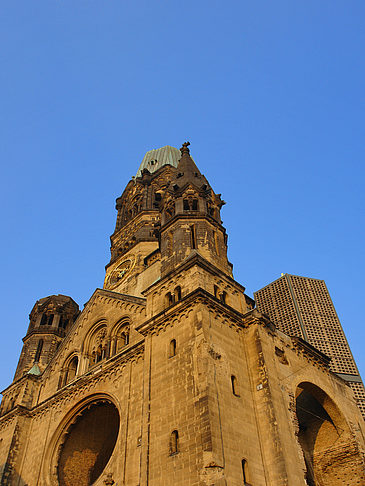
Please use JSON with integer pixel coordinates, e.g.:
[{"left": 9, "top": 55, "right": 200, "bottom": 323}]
[
  {"left": 115, "top": 330, "right": 129, "bottom": 354},
  {"left": 64, "top": 356, "right": 78, "bottom": 386},
  {"left": 242, "top": 459, "right": 249, "bottom": 484},
  {"left": 231, "top": 375, "right": 239, "bottom": 397},
  {"left": 122, "top": 331, "right": 129, "bottom": 346},
  {"left": 174, "top": 286, "right": 182, "bottom": 302},
  {"left": 169, "top": 339, "right": 176, "bottom": 358},
  {"left": 165, "top": 292, "right": 174, "bottom": 308},
  {"left": 34, "top": 339, "right": 44, "bottom": 362},
  {"left": 170, "top": 430, "right": 179, "bottom": 455},
  {"left": 85, "top": 323, "right": 108, "bottom": 369},
  {"left": 47, "top": 314, "right": 54, "bottom": 326}
]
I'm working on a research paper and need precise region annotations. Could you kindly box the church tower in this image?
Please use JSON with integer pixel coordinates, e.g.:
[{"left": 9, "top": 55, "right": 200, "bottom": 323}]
[{"left": 0, "top": 143, "right": 364, "bottom": 486}]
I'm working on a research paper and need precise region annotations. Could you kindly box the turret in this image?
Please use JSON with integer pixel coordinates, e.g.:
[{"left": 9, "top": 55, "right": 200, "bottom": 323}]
[{"left": 14, "top": 294, "right": 79, "bottom": 380}]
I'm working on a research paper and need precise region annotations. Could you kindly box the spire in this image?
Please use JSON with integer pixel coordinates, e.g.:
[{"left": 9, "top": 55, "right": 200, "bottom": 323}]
[{"left": 175, "top": 142, "right": 204, "bottom": 186}]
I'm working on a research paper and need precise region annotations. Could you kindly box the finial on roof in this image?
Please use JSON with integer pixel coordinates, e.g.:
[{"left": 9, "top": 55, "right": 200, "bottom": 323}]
[{"left": 180, "top": 141, "right": 190, "bottom": 156}]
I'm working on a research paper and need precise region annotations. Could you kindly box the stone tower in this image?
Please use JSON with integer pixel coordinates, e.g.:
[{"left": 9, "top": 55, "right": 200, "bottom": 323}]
[
  {"left": 0, "top": 144, "right": 364, "bottom": 486},
  {"left": 14, "top": 295, "right": 80, "bottom": 382}
]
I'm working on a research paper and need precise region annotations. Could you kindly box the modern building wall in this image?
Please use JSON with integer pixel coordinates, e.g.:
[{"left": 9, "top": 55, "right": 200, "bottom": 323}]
[{"left": 255, "top": 273, "right": 365, "bottom": 419}]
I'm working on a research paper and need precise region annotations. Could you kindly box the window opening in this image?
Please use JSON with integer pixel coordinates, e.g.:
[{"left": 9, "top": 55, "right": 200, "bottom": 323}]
[
  {"left": 190, "top": 225, "right": 196, "bottom": 249},
  {"left": 59, "top": 317, "right": 69, "bottom": 330},
  {"left": 242, "top": 459, "right": 249, "bottom": 484},
  {"left": 174, "top": 286, "right": 182, "bottom": 302},
  {"left": 169, "top": 339, "right": 176, "bottom": 357},
  {"left": 214, "top": 285, "right": 219, "bottom": 298},
  {"left": 170, "top": 430, "right": 179, "bottom": 455},
  {"left": 35, "top": 339, "right": 44, "bottom": 362},
  {"left": 165, "top": 292, "right": 174, "bottom": 307},
  {"left": 65, "top": 356, "right": 78, "bottom": 385},
  {"left": 231, "top": 375, "right": 239, "bottom": 397}
]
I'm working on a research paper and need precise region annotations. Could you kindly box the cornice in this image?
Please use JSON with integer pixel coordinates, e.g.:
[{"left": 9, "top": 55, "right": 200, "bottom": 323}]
[
  {"left": 1, "top": 373, "right": 39, "bottom": 395},
  {"left": 87, "top": 288, "right": 146, "bottom": 306},
  {"left": 22, "top": 327, "right": 66, "bottom": 343},
  {"left": 291, "top": 336, "right": 331, "bottom": 368},
  {"left": 0, "top": 405, "right": 31, "bottom": 430},
  {"left": 160, "top": 212, "right": 226, "bottom": 234},
  {"left": 137, "top": 287, "right": 245, "bottom": 336},
  {"left": 142, "top": 252, "right": 244, "bottom": 296}
]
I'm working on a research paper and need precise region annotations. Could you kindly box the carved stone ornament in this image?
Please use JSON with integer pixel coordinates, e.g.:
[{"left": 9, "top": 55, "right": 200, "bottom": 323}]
[
  {"left": 104, "top": 472, "right": 115, "bottom": 485},
  {"left": 96, "top": 328, "right": 107, "bottom": 344}
]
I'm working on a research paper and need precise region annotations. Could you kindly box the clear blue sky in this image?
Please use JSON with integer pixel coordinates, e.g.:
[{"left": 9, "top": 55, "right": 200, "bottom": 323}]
[{"left": 1, "top": 1, "right": 364, "bottom": 392}]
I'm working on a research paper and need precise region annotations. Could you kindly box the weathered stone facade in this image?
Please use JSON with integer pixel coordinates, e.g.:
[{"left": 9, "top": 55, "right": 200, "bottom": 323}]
[{"left": 1, "top": 143, "right": 364, "bottom": 485}]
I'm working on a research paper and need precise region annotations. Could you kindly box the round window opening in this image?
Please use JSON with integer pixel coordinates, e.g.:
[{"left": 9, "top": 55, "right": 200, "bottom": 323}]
[{"left": 57, "top": 400, "right": 120, "bottom": 486}]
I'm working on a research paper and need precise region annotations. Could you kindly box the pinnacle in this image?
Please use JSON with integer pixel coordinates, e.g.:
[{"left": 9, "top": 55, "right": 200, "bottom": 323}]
[
  {"left": 177, "top": 142, "right": 202, "bottom": 179},
  {"left": 180, "top": 141, "right": 191, "bottom": 156}
]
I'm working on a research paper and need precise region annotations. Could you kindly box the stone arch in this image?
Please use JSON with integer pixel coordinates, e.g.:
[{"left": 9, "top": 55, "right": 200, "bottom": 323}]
[
  {"left": 110, "top": 318, "right": 130, "bottom": 356},
  {"left": 82, "top": 320, "right": 108, "bottom": 369},
  {"left": 59, "top": 353, "right": 79, "bottom": 389},
  {"left": 295, "top": 381, "right": 365, "bottom": 486},
  {"left": 43, "top": 393, "right": 120, "bottom": 486}
]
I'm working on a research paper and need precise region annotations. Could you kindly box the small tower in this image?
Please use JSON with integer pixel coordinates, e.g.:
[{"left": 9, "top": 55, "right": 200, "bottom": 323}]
[
  {"left": 14, "top": 295, "right": 79, "bottom": 380},
  {"left": 160, "top": 142, "right": 230, "bottom": 277}
]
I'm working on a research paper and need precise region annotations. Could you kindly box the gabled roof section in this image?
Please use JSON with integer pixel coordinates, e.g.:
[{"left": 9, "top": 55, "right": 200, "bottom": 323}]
[
  {"left": 136, "top": 145, "right": 181, "bottom": 177},
  {"left": 40, "top": 288, "right": 147, "bottom": 379}
]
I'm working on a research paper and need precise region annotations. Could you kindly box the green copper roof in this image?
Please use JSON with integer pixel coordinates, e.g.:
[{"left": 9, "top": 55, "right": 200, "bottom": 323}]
[
  {"left": 27, "top": 363, "right": 41, "bottom": 376},
  {"left": 136, "top": 145, "right": 181, "bottom": 177}
]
